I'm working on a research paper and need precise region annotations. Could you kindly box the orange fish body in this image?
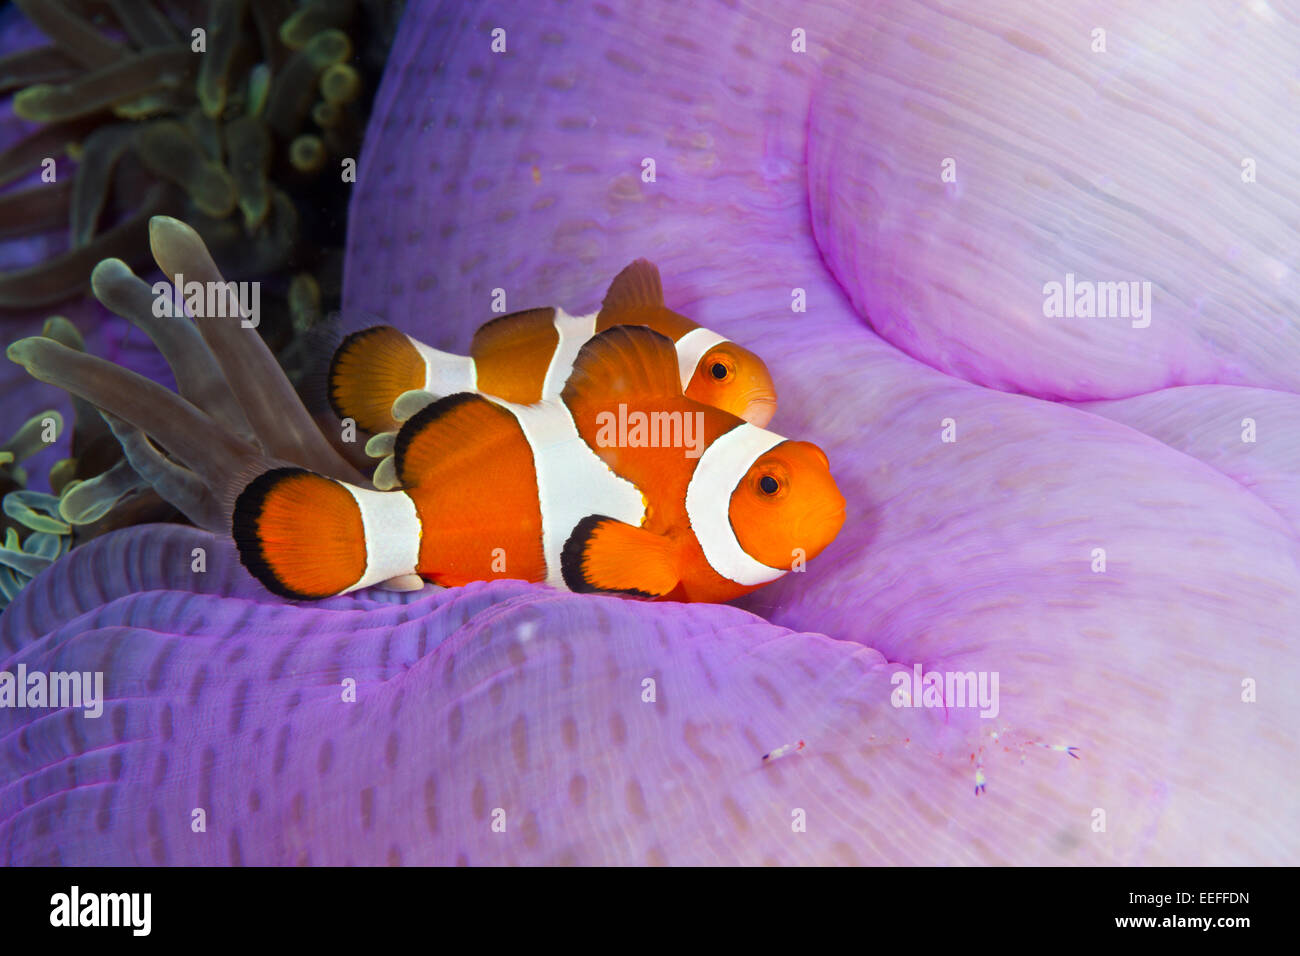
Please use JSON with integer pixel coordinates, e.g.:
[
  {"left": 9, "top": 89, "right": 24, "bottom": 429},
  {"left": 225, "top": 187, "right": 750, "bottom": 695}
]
[
  {"left": 328, "top": 260, "right": 777, "bottom": 436},
  {"left": 235, "top": 327, "right": 843, "bottom": 603}
]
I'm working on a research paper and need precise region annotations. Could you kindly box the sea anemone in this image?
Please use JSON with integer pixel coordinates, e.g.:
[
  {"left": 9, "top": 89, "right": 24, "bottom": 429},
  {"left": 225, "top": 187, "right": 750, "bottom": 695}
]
[
  {"left": 0, "top": 0, "right": 396, "bottom": 316},
  {"left": 8, "top": 217, "right": 365, "bottom": 536},
  {"left": 0, "top": 0, "right": 399, "bottom": 558}
]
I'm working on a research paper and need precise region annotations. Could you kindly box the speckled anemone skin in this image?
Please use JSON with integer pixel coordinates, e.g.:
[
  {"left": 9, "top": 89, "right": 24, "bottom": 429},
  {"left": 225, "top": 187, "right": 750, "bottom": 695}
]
[{"left": 3, "top": 0, "right": 1299, "bottom": 864}]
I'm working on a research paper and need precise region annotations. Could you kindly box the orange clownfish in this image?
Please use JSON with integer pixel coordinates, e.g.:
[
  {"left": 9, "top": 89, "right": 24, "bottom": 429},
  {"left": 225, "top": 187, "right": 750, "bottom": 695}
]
[
  {"left": 234, "top": 326, "right": 843, "bottom": 603},
  {"left": 327, "top": 259, "right": 777, "bottom": 436}
]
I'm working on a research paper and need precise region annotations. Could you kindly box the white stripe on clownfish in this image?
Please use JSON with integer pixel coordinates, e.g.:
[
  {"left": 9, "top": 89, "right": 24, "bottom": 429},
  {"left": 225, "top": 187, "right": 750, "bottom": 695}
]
[
  {"left": 497, "top": 398, "right": 645, "bottom": 588},
  {"left": 408, "top": 309, "right": 709, "bottom": 404},
  {"left": 327, "top": 260, "right": 779, "bottom": 441},
  {"left": 410, "top": 337, "right": 477, "bottom": 395},
  {"left": 338, "top": 483, "right": 422, "bottom": 593},
  {"left": 541, "top": 308, "right": 600, "bottom": 398},
  {"left": 674, "top": 326, "right": 728, "bottom": 391},
  {"left": 406, "top": 309, "right": 597, "bottom": 402},
  {"left": 684, "top": 422, "right": 788, "bottom": 587},
  {"left": 239, "top": 325, "right": 839, "bottom": 605}
]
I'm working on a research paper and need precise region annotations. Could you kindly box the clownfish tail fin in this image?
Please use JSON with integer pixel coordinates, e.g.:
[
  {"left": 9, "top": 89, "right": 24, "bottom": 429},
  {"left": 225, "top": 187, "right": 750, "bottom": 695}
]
[
  {"left": 233, "top": 467, "right": 368, "bottom": 599},
  {"left": 233, "top": 467, "right": 421, "bottom": 599},
  {"left": 328, "top": 326, "right": 430, "bottom": 435}
]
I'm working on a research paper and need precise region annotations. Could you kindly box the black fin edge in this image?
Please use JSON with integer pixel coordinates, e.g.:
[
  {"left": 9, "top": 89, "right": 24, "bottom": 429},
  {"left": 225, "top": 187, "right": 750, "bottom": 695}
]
[
  {"left": 561, "top": 514, "right": 658, "bottom": 599},
  {"left": 392, "top": 391, "right": 485, "bottom": 485},
  {"left": 230, "top": 466, "right": 318, "bottom": 600},
  {"left": 326, "top": 325, "right": 395, "bottom": 424}
]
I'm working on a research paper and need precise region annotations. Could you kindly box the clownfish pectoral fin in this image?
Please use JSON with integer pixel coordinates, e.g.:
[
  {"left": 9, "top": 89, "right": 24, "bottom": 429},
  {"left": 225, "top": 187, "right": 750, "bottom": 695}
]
[
  {"left": 392, "top": 389, "right": 438, "bottom": 423},
  {"left": 599, "top": 258, "right": 664, "bottom": 317},
  {"left": 561, "top": 325, "right": 683, "bottom": 411},
  {"left": 561, "top": 515, "right": 680, "bottom": 598},
  {"left": 328, "top": 325, "right": 428, "bottom": 435}
]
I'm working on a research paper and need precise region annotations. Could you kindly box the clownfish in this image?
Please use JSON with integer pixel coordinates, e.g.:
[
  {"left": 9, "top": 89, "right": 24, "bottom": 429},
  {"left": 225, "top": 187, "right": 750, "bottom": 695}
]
[
  {"left": 327, "top": 259, "right": 777, "bottom": 436},
  {"left": 234, "top": 326, "right": 843, "bottom": 603}
]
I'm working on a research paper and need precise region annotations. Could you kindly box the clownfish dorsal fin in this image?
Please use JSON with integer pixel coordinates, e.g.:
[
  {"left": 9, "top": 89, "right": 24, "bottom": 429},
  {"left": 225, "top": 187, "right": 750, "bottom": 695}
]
[
  {"left": 561, "top": 325, "right": 683, "bottom": 409},
  {"left": 595, "top": 260, "right": 700, "bottom": 340},
  {"left": 394, "top": 391, "right": 522, "bottom": 489},
  {"left": 561, "top": 515, "right": 680, "bottom": 597},
  {"left": 600, "top": 259, "right": 664, "bottom": 317}
]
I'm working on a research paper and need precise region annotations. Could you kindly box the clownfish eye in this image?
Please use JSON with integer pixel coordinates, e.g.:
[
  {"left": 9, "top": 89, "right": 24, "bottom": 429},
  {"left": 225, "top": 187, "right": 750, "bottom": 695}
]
[
  {"left": 759, "top": 475, "right": 780, "bottom": 495},
  {"left": 710, "top": 362, "right": 730, "bottom": 381}
]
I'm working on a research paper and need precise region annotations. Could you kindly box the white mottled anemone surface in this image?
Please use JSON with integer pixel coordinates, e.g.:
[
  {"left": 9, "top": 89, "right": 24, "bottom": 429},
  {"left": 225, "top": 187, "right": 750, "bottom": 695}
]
[
  {"left": 0, "top": 526, "right": 941, "bottom": 865},
  {"left": 3, "top": 0, "right": 1299, "bottom": 863}
]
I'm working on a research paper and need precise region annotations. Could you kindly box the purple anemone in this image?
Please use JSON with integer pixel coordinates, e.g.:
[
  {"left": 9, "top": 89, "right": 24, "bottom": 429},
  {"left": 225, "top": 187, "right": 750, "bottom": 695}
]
[{"left": 2, "top": 0, "right": 1298, "bottom": 864}]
